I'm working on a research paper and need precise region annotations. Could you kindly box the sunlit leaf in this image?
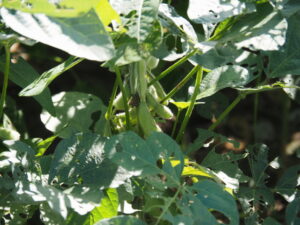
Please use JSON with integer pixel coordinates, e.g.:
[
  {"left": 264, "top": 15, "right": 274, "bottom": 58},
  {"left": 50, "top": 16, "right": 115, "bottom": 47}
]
[{"left": 1, "top": 8, "right": 115, "bottom": 62}]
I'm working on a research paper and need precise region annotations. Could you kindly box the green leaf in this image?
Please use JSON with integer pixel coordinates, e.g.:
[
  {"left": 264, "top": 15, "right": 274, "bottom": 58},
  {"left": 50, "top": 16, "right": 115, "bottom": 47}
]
[
  {"left": 159, "top": 4, "right": 197, "bottom": 43},
  {"left": 0, "top": 56, "right": 55, "bottom": 116},
  {"left": 14, "top": 180, "right": 103, "bottom": 219},
  {"left": 215, "top": 5, "right": 287, "bottom": 51},
  {"left": 285, "top": 195, "right": 300, "bottom": 225},
  {"left": 67, "top": 188, "right": 119, "bottom": 225},
  {"left": 1, "top": 8, "right": 115, "bottom": 62},
  {"left": 85, "top": 189, "right": 119, "bottom": 224},
  {"left": 40, "top": 92, "right": 107, "bottom": 138},
  {"left": 0, "top": 0, "right": 99, "bottom": 18},
  {"left": 262, "top": 217, "right": 282, "bottom": 225},
  {"left": 127, "top": 0, "right": 160, "bottom": 43},
  {"left": 187, "top": 0, "right": 252, "bottom": 24},
  {"left": 193, "top": 180, "right": 239, "bottom": 225},
  {"left": 248, "top": 144, "right": 270, "bottom": 187},
  {"left": 196, "top": 65, "right": 251, "bottom": 100},
  {"left": 106, "top": 132, "right": 184, "bottom": 186},
  {"left": 202, "top": 149, "right": 249, "bottom": 188},
  {"left": 280, "top": 0, "right": 300, "bottom": 17},
  {"left": 35, "top": 135, "right": 57, "bottom": 157},
  {"left": 275, "top": 165, "right": 300, "bottom": 202},
  {"left": 49, "top": 133, "right": 134, "bottom": 188},
  {"left": 19, "top": 56, "right": 83, "bottom": 97},
  {"left": 94, "top": 216, "right": 146, "bottom": 225},
  {"left": 40, "top": 203, "right": 66, "bottom": 225},
  {"left": 268, "top": 12, "right": 300, "bottom": 77}
]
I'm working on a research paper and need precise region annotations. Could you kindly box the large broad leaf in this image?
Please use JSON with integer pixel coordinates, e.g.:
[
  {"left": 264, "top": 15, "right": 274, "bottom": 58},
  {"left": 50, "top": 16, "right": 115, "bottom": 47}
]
[
  {"left": 187, "top": 0, "right": 251, "bottom": 24},
  {"left": 193, "top": 180, "right": 239, "bottom": 225},
  {"left": 0, "top": 0, "right": 98, "bottom": 17},
  {"left": 268, "top": 12, "right": 300, "bottom": 77},
  {"left": 40, "top": 92, "right": 107, "bottom": 138},
  {"left": 196, "top": 65, "right": 251, "bottom": 100},
  {"left": 49, "top": 133, "right": 134, "bottom": 188},
  {"left": 14, "top": 181, "right": 102, "bottom": 219},
  {"left": 0, "top": 56, "right": 55, "bottom": 116},
  {"left": 2, "top": 140, "right": 103, "bottom": 220},
  {"left": 215, "top": 5, "right": 287, "bottom": 51},
  {"left": 1, "top": 8, "right": 115, "bottom": 62},
  {"left": 19, "top": 56, "right": 83, "bottom": 97},
  {"left": 105, "top": 132, "right": 184, "bottom": 186}
]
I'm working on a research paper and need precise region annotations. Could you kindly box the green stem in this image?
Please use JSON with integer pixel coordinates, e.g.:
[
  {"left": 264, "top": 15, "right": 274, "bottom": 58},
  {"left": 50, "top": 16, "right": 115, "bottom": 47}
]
[
  {"left": 171, "top": 109, "right": 182, "bottom": 138},
  {"left": 176, "top": 66, "right": 202, "bottom": 142},
  {"left": 154, "top": 183, "right": 184, "bottom": 225},
  {"left": 253, "top": 92, "right": 259, "bottom": 143},
  {"left": 161, "top": 65, "right": 198, "bottom": 103},
  {"left": 208, "top": 93, "right": 246, "bottom": 131},
  {"left": 115, "top": 67, "right": 131, "bottom": 130},
  {"left": 149, "top": 49, "right": 197, "bottom": 86},
  {"left": 105, "top": 78, "right": 119, "bottom": 120},
  {"left": 0, "top": 44, "right": 11, "bottom": 121}
]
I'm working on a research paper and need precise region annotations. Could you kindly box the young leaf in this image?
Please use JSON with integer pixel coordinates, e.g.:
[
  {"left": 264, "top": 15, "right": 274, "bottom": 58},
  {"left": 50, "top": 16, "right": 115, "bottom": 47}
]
[
  {"left": 40, "top": 92, "right": 107, "bottom": 138},
  {"left": 0, "top": 55, "right": 55, "bottom": 116},
  {"left": 196, "top": 65, "right": 251, "bottom": 100},
  {"left": 19, "top": 56, "right": 83, "bottom": 97},
  {"left": 1, "top": 8, "right": 115, "bottom": 62}
]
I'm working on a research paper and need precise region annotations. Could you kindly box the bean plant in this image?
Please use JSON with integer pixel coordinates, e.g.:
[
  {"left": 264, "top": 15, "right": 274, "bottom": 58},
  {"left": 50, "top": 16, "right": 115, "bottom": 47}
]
[{"left": 0, "top": 0, "right": 299, "bottom": 224}]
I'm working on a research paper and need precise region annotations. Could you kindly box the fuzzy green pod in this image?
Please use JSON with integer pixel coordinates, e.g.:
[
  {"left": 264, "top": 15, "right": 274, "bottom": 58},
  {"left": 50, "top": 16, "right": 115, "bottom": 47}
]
[
  {"left": 0, "top": 127, "right": 20, "bottom": 140},
  {"left": 137, "top": 101, "right": 161, "bottom": 137},
  {"left": 146, "top": 56, "right": 159, "bottom": 70},
  {"left": 146, "top": 93, "right": 173, "bottom": 119}
]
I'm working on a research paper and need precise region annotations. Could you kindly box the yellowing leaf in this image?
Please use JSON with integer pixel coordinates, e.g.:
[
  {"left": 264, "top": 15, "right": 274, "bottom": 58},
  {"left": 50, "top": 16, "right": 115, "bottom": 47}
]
[
  {"left": 172, "top": 101, "right": 204, "bottom": 110},
  {"left": 182, "top": 166, "right": 215, "bottom": 179},
  {"left": 95, "top": 0, "right": 121, "bottom": 31}
]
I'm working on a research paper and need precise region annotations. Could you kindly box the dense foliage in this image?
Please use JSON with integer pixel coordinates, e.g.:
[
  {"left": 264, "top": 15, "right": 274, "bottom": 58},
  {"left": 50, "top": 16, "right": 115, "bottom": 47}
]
[{"left": 0, "top": 0, "right": 299, "bottom": 224}]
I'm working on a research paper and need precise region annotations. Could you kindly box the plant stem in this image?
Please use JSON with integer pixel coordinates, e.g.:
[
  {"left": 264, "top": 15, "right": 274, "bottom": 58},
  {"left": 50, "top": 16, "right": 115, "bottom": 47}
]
[
  {"left": 253, "top": 92, "right": 259, "bottom": 143},
  {"left": 154, "top": 183, "right": 184, "bottom": 225},
  {"left": 105, "top": 78, "right": 119, "bottom": 120},
  {"left": 176, "top": 66, "right": 202, "bottom": 142},
  {"left": 171, "top": 109, "right": 182, "bottom": 138},
  {"left": 0, "top": 44, "right": 11, "bottom": 121},
  {"left": 208, "top": 93, "right": 246, "bottom": 131},
  {"left": 115, "top": 67, "right": 131, "bottom": 130},
  {"left": 161, "top": 65, "right": 198, "bottom": 103},
  {"left": 149, "top": 49, "right": 197, "bottom": 86}
]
